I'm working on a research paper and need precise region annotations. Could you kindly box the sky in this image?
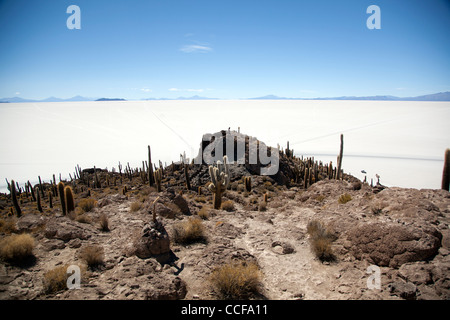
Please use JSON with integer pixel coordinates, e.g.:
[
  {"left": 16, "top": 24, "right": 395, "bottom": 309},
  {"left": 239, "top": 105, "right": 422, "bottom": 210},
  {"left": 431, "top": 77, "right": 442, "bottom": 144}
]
[{"left": 0, "top": 0, "right": 449, "bottom": 100}]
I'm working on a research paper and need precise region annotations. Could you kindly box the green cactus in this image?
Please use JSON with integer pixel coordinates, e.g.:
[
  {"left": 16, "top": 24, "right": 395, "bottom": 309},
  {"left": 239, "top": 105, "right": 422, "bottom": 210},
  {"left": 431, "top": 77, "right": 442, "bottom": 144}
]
[
  {"left": 36, "top": 186, "right": 43, "bottom": 213},
  {"left": 154, "top": 168, "right": 163, "bottom": 192},
  {"left": 64, "top": 186, "right": 75, "bottom": 213},
  {"left": 10, "top": 179, "right": 21, "bottom": 217},
  {"left": 244, "top": 176, "right": 252, "bottom": 192},
  {"left": 208, "top": 156, "right": 230, "bottom": 209},
  {"left": 58, "top": 181, "right": 66, "bottom": 215}
]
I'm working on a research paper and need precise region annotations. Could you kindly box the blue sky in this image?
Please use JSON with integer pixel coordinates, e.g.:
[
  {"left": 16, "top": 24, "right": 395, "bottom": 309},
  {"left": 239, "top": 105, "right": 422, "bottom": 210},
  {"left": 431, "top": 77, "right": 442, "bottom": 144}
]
[{"left": 0, "top": 0, "right": 449, "bottom": 100}]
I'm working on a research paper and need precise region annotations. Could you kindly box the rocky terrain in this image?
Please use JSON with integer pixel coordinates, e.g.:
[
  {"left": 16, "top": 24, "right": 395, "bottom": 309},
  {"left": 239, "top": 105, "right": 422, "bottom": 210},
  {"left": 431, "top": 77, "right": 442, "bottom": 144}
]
[{"left": 0, "top": 130, "right": 449, "bottom": 300}]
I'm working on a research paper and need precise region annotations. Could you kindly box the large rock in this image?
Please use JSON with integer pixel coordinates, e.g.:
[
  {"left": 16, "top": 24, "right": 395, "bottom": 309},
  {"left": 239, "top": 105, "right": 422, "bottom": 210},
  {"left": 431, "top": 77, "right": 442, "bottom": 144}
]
[
  {"left": 133, "top": 220, "right": 171, "bottom": 259},
  {"left": 44, "top": 217, "right": 93, "bottom": 242},
  {"left": 347, "top": 222, "right": 442, "bottom": 268}
]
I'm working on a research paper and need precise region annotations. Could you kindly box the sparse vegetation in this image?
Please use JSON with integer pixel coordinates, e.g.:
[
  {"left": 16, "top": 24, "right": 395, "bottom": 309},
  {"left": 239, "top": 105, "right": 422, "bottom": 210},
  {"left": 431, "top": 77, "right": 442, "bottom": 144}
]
[
  {"left": 79, "top": 245, "right": 104, "bottom": 268},
  {"left": 197, "top": 206, "right": 210, "bottom": 220},
  {"left": 210, "top": 260, "right": 261, "bottom": 299},
  {"left": 99, "top": 213, "right": 110, "bottom": 231},
  {"left": 221, "top": 200, "right": 235, "bottom": 212},
  {"left": 130, "top": 201, "right": 142, "bottom": 212},
  {"left": 173, "top": 217, "right": 206, "bottom": 244},
  {"left": 78, "top": 198, "right": 97, "bottom": 213},
  {"left": 307, "top": 220, "right": 336, "bottom": 262},
  {"left": 0, "top": 233, "right": 35, "bottom": 263},
  {"left": 338, "top": 193, "right": 352, "bottom": 204}
]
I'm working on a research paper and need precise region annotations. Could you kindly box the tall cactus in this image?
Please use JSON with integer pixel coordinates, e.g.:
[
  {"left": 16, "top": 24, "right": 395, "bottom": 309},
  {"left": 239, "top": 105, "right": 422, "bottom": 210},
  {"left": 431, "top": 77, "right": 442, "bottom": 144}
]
[
  {"left": 442, "top": 148, "right": 450, "bottom": 191},
  {"left": 208, "top": 155, "right": 230, "bottom": 209},
  {"left": 244, "top": 176, "right": 252, "bottom": 192},
  {"left": 36, "top": 186, "right": 43, "bottom": 213},
  {"left": 10, "top": 179, "right": 21, "bottom": 217},
  {"left": 58, "top": 181, "right": 66, "bottom": 215},
  {"left": 64, "top": 186, "right": 75, "bottom": 213},
  {"left": 154, "top": 168, "right": 162, "bottom": 192},
  {"left": 336, "top": 134, "right": 344, "bottom": 180}
]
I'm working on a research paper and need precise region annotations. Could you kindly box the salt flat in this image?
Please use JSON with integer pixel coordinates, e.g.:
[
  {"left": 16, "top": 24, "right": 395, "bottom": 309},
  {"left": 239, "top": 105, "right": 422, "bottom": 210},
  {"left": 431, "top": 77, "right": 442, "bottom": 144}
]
[{"left": 0, "top": 100, "right": 449, "bottom": 190}]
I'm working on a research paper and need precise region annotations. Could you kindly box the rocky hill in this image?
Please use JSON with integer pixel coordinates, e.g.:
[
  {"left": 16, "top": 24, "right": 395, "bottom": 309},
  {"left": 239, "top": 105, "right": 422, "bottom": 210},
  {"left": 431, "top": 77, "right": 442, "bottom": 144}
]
[{"left": 0, "top": 130, "right": 448, "bottom": 300}]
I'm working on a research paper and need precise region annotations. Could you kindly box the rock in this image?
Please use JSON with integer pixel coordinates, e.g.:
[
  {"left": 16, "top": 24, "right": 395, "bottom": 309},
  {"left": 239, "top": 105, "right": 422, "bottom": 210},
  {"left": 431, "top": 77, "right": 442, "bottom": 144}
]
[
  {"left": 173, "top": 194, "right": 190, "bottom": 215},
  {"left": 398, "top": 263, "right": 432, "bottom": 285},
  {"left": 347, "top": 222, "right": 442, "bottom": 268},
  {"left": 145, "top": 276, "right": 187, "bottom": 300},
  {"left": 41, "top": 239, "right": 66, "bottom": 251},
  {"left": 389, "top": 281, "right": 417, "bottom": 300},
  {"left": 44, "top": 217, "right": 93, "bottom": 242},
  {"left": 133, "top": 220, "right": 171, "bottom": 259},
  {"left": 16, "top": 214, "right": 47, "bottom": 232},
  {"left": 271, "top": 241, "right": 295, "bottom": 254}
]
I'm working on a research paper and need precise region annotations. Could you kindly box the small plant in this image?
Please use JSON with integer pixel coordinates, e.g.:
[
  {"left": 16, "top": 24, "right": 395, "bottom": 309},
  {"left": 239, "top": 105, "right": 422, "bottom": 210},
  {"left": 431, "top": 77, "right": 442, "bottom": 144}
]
[
  {"left": 221, "top": 200, "right": 235, "bottom": 212},
  {"left": 99, "top": 213, "right": 110, "bottom": 231},
  {"left": 130, "top": 201, "right": 142, "bottom": 212},
  {"left": 210, "top": 260, "right": 261, "bottom": 299},
  {"left": 79, "top": 245, "right": 104, "bottom": 269},
  {"left": 197, "top": 206, "right": 209, "bottom": 220},
  {"left": 0, "top": 233, "right": 35, "bottom": 263},
  {"left": 307, "top": 220, "right": 336, "bottom": 262},
  {"left": 338, "top": 193, "right": 352, "bottom": 204},
  {"left": 43, "top": 264, "right": 86, "bottom": 294},
  {"left": 78, "top": 198, "right": 97, "bottom": 213},
  {"left": 173, "top": 217, "right": 206, "bottom": 244},
  {"left": 371, "top": 203, "right": 384, "bottom": 215}
]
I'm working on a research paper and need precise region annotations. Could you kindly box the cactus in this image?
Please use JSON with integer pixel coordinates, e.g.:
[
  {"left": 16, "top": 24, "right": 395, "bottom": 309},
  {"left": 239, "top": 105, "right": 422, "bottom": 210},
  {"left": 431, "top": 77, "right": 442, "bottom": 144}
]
[
  {"left": 208, "top": 155, "right": 230, "bottom": 209},
  {"left": 442, "top": 148, "right": 450, "bottom": 191},
  {"left": 264, "top": 192, "right": 268, "bottom": 203},
  {"left": 336, "top": 134, "right": 344, "bottom": 180},
  {"left": 181, "top": 152, "right": 191, "bottom": 190},
  {"left": 154, "top": 168, "right": 162, "bottom": 192},
  {"left": 244, "top": 176, "right": 252, "bottom": 192},
  {"left": 152, "top": 196, "right": 160, "bottom": 222},
  {"left": 64, "top": 186, "right": 75, "bottom": 213},
  {"left": 58, "top": 181, "right": 66, "bottom": 215},
  {"left": 36, "top": 186, "right": 43, "bottom": 213},
  {"left": 10, "top": 179, "right": 21, "bottom": 217},
  {"left": 48, "top": 190, "right": 53, "bottom": 208}
]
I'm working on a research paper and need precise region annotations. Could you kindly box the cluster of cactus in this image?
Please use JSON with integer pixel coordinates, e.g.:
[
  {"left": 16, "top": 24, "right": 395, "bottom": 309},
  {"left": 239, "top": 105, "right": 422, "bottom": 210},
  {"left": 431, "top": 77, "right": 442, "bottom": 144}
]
[
  {"left": 181, "top": 152, "right": 191, "bottom": 191},
  {"left": 208, "top": 155, "right": 230, "bottom": 209},
  {"left": 57, "top": 182, "right": 74, "bottom": 215}
]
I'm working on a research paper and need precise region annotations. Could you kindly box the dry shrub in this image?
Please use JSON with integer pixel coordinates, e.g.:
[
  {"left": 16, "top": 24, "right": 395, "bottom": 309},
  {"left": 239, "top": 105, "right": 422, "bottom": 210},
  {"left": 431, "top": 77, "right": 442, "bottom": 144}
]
[
  {"left": 338, "top": 193, "right": 352, "bottom": 204},
  {"left": 210, "top": 261, "right": 261, "bottom": 299},
  {"left": 194, "top": 195, "right": 207, "bottom": 203},
  {"left": 78, "top": 198, "right": 97, "bottom": 213},
  {"left": 221, "top": 200, "right": 235, "bottom": 212},
  {"left": 130, "top": 201, "right": 142, "bottom": 212},
  {"left": 173, "top": 217, "right": 206, "bottom": 244},
  {"left": 0, "top": 217, "right": 17, "bottom": 234},
  {"left": 75, "top": 213, "right": 92, "bottom": 224},
  {"left": 79, "top": 245, "right": 104, "bottom": 268},
  {"left": 99, "top": 213, "right": 109, "bottom": 231},
  {"left": 43, "top": 264, "right": 87, "bottom": 294},
  {"left": 197, "top": 206, "right": 210, "bottom": 220},
  {"left": 307, "top": 220, "right": 337, "bottom": 262},
  {"left": 0, "top": 233, "right": 35, "bottom": 263},
  {"left": 258, "top": 201, "right": 267, "bottom": 212}
]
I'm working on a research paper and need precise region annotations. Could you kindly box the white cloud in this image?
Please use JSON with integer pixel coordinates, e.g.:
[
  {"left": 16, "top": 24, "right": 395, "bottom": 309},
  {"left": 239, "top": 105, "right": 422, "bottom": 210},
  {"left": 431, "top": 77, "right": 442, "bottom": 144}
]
[
  {"left": 180, "top": 45, "right": 212, "bottom": 53},
  {"left": 140, "top": 88, "right": 152, "bottom": 93},
  {"left": 15, "top": 92, "right": 20, "bottom": 95}
]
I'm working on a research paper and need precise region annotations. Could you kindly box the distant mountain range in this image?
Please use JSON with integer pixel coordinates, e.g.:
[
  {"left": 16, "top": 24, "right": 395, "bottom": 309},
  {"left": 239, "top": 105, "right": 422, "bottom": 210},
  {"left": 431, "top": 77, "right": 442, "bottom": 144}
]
[
  {"left": 1, "top": 92, "right": 449, "bottom": 103},
  {"left": 249, "top": 91, "right": 450, "bottom": 101}
]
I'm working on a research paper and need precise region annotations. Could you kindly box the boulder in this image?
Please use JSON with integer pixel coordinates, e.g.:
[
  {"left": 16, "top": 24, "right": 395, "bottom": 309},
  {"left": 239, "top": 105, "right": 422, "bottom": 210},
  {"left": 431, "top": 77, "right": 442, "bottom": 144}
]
[
  {"left": 133, "top": 220, "right": 171, "bottom": 259},
  {"left": 347, "top": 222, "right": 442, "bottom": 268},
  {"left": 44, "top": 217, "right": 92, "bottom": 242}
]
